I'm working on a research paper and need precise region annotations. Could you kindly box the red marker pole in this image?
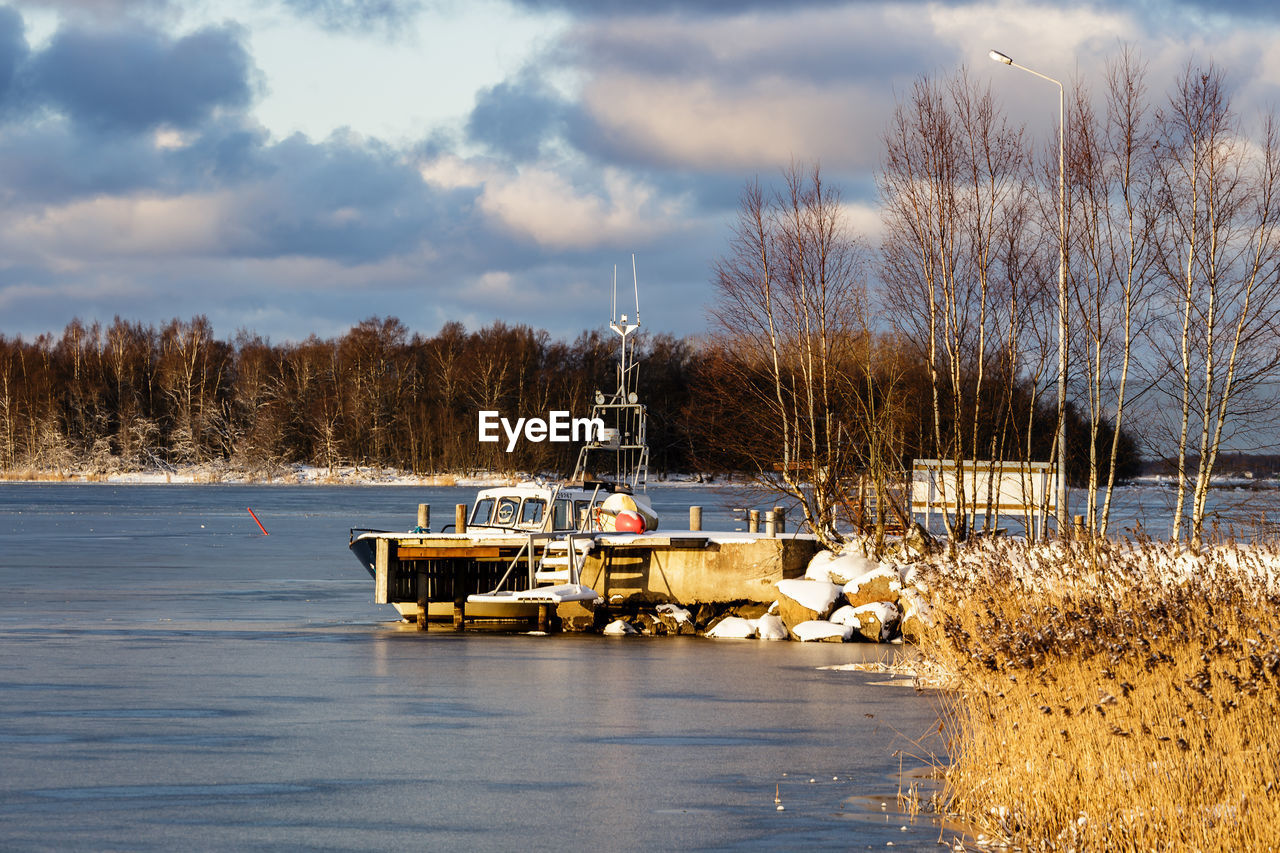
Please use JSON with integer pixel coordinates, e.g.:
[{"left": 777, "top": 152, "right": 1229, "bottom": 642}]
[{"left": 247, "top": 507, "right": 269, "bottom": 536}]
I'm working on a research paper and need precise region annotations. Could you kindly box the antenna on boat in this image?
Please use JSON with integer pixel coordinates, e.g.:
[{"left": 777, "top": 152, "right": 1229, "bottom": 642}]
[
  {"left": 611, "top": 265, "right": 617, "bottom": 326},
  {"left": 631, "top": 254, "right": 640, "bottom": 328}
]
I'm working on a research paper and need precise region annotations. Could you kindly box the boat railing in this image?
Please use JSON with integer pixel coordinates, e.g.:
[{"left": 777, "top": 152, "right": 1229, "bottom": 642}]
[{"left": 478, "top": 530, "right": 593, "bottom": 596}]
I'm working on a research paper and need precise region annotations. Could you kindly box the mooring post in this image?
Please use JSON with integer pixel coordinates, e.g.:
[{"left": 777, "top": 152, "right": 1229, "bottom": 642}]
[
  {"left": 1073, "top": 514, "right": 1086, "bottom": 540},
  {"left": 748, "top": 509, "right": 760, "bottom": 533},
  {"left": 374, "top": 538, "right": 391, "bottom": 604},
  {"left": 689, "top": 506, "right": 702, "bottom": 532},
  {"left": 417, "top": 567, "right": 429, "bottom": 632},
  {"left": 452, "top": 563, "right": 466, "bottom": 632},
  {"left": 537, "top": 604, "right": 550, "bottom": 633},
  {"left": 417, "top": 503, "right": 430, "bottom": 531},
  {"left": 774, "top": 506, "right": 786, "bottom": 534},
  {"left": 765, "top": 510, "right": 777, "bottom": 538},
  {"left": 455, "top": 503, "right": 468, "bottom": 534}
]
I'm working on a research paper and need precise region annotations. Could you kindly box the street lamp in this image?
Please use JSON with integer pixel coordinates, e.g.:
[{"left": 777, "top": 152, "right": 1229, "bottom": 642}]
[{"left": 990, "top": 47, "right": 1070, "bottom": 538}]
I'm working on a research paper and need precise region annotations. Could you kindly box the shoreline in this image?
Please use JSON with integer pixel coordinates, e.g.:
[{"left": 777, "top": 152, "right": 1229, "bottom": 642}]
[{"left": 0, "top": 464, "right": 740, "bottom": 488}]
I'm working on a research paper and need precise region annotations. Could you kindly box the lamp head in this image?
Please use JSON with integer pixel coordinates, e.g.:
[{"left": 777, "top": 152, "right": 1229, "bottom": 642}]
[{"left": 989, "top": 49, "right": 1013, "bottom": 65}]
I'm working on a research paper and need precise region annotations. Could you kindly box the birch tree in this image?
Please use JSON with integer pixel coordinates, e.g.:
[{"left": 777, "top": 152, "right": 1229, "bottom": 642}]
[
  {"left": 709, "top": 163, "right": 867, "bottom": 548},
  {"left": 1153, "top": 63, "right": 1280, "bottom": 547},
  {"left": 881, "top": 69, "right": 1043, "bottom": 541},
  {"left": 1066, "top": 50, "right": 1159, "bottom": 536}
]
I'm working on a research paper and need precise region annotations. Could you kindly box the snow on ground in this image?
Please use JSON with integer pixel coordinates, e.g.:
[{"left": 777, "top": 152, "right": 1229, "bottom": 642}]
[{"left": 0, "top": 464, "right": 753, "bottom": 488}]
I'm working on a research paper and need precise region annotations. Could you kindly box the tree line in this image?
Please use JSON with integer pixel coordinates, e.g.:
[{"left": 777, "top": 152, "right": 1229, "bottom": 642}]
[
  {"left": 0, "top": 309, "right": 1135, "bottom": 485},
  {"left": 0, "top": 315, "right": 700, "bottom": 479}
]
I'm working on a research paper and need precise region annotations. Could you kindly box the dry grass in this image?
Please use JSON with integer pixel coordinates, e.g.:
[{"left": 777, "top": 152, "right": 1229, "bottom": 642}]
[
  {"left": 0, "top": 468, "right": 71, "bottom": 481},
  {"left": 913, "top": 538, "right": 1280, "bottom": 850}
]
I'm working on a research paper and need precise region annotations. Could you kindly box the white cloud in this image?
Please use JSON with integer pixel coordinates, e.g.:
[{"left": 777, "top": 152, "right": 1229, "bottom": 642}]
[
  {"left": 419, "top": 153, "right": 687, "bottom": 249},
  {"left": 580, "top": 74, "right": 882, "bottom": 170},
  {"left": 2, "top": 193, "right": 233, "bottom": 260},
  {"left": 477, "top": 165, "right": 682, "bottom": 248}
]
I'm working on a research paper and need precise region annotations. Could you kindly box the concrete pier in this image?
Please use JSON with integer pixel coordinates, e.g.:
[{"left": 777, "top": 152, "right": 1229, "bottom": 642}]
[{"left": 368, "top": 527, "right": 819, "bottom": 630}]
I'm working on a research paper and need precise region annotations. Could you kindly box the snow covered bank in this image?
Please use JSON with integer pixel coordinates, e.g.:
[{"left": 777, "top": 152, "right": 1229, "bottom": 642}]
[{"left": 0, "top": 464, "right": 744, "bottom": 487}]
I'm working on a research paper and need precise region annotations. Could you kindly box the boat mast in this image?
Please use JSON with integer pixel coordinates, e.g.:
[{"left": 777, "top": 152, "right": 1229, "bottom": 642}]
[{"left": 571, "top": 258, "right": 649, "bottom": 491}]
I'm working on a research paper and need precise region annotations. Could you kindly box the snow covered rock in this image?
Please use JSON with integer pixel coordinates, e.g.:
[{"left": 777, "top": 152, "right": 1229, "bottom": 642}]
[
  {"left": 705, "top": 616, "right": 759, "bottom": 639},
  {"left": 792, "top": 620, "right": 855, "bottom": 643},
  {"left": 755, "top": 613, "right": 788, "bottom": 641},
  {"left": 804, "top": 550, "right": 881, "bottom": 585},
  {"left": 828, "top": 604, "right": 860, "bottom": 627},
  {"left": 849, "top": 602, "right": 901, "bottom": 643},
  {"left": 898, "top": 588, "right": 935, "bottom": 642},
  {"left": 843, "top": 566, "right": 903, "bottom": 608},
  {"left": 655, "top": 603, "right": 696, "bottom": 636},
  {"left": 804, "top": 549, "right": 841, "bottom": 581},
  {"left": 824, "top": 553, "right": 882, "bottom": 585},
  {"left": 902, "top": 522, "right": 937, "bottom": 557},
  {"left": 603, "top": 619, "right": 639, "bottom": 636},
  {"left": 775, "top": 578, "right": 844, "bottom": 628},
  {"left": 901, "top": 563, "right": 930, "bottom": 595}
]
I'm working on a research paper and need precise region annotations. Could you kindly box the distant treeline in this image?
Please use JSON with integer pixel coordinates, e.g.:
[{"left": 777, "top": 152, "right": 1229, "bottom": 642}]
[{"left": 0, "top": 315, "right": 1140, "bottom": 483}]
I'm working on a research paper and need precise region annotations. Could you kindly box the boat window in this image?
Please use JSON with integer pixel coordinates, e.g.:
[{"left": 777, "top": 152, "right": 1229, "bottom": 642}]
[
  {"left": 495, "top": 497, "right": 520, "bottom": 526},
  {"left": 471, "top": 498, "right": 494, "bottom": 526},
  {"left": 520, "top": 499, "right": 546, "bottom": 527},
  {"left": 575, "top": 501, "right": 590, "bottom": 529},
  {"left": 552, "top": 499, "right": 572, "bottom": 530}
]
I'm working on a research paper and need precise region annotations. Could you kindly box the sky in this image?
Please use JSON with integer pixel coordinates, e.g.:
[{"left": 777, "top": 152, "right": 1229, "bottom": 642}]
[{"left": 0, "top": 0, "right": 1278, "bottom": 345}]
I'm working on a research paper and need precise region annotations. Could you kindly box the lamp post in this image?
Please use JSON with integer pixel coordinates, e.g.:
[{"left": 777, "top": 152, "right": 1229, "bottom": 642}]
[{"left": 989, "top": 48, "right": 1070, "bottom": 537}]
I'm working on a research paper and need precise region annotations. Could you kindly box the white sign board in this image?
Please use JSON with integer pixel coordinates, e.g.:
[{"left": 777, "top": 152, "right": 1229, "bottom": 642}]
[{"left": 911, "top": 459, "right": 1057, "bottom": 537}]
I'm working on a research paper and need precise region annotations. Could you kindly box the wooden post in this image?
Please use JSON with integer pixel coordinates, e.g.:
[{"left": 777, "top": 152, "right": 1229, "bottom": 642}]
[
  {"left": 537, "top": 604, "right": 550, "bottom": 633},
  {"left": 452, "top": 563, "right": 466, "bottom": 631},
  {"left": 1073, "top": 514, "right": 1086, "bottom": 540},
  {"left": 774, "top": 506, "right": 786, "bottom": 534},
  {"left": 417, "top": 567, "right": 429, "bottom": 632},
  {"left": 689, "top": 506, "right": 702, "bottom": 532},
  {"left": 374, "top": 538, "right": 391, "bottom": 604},
  {"left": 765, "top": 511, "right": 776, "bottom": 538},
  {"left": 417, "top": 503, "right": 430, "bottom": 530},
  {"left": 748, "top": 510, "right": 760, "bottom": 533},
  {"left": 455, "top": 503, "right": 468, "bottom": 534}
]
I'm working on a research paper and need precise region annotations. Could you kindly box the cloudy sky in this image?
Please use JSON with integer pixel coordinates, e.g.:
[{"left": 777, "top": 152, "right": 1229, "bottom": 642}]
[{"left": 0, "top": 0, "right": 1275, "bottom": 344}]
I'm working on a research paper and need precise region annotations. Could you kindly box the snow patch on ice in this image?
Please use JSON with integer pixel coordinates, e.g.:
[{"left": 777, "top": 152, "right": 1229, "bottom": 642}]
[
  {"left": 756, "top": 613, "right": 788, "bottom": 640},
  {"left": 792, "top": 621, "right": 854, "bottom": 642},
  {"left": 705, "top": 616, "right": 759, "bottom": 639},
  {"left": 603, "top": 619, "right": 638, "bottom": 636}
]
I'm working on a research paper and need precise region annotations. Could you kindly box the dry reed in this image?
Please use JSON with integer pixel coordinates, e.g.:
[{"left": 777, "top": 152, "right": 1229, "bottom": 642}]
[{"left": 913, "top": 538, "right": 1280, "bottom": 850}]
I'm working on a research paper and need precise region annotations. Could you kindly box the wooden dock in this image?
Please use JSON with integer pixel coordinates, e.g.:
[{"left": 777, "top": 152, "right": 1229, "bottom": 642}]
[{"left": 370, "top": 527, "right": 820, "bottom": 632}]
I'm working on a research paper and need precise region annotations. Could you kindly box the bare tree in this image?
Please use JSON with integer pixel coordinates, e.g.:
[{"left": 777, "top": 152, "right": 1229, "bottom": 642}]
[
  {"left": 881, "top": 69, "right": 1042, "bottom": 541},
  {"left": 1152, "top": 63, "right": 1280, "bottom": 547},
  {"left": 709, "top": 163, "right": 867, "bottom": 548},
  {"left": 1066, "top": 49, "right": 1160, "bottom": 536}
]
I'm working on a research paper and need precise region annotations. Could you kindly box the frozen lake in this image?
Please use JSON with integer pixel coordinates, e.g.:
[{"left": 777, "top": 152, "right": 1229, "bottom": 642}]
[{"left": 0, "top": 484, "right": 950, "bottom": 851}]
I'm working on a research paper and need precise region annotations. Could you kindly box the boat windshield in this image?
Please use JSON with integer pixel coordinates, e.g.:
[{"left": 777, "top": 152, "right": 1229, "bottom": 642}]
[
  {"left": 471, "top": 498, "right": 494, "bottom": 526},
  {"left": 519, "top": 499, "right": 545, "bottom": 528},
  {"left": 552, "top": 499, "right": 572, "bottom": 531}
]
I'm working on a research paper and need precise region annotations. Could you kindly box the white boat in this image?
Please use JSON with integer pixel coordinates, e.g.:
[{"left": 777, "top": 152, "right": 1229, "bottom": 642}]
[{"left": 349, "top": 263, "right": 659, "bottom": 622}]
